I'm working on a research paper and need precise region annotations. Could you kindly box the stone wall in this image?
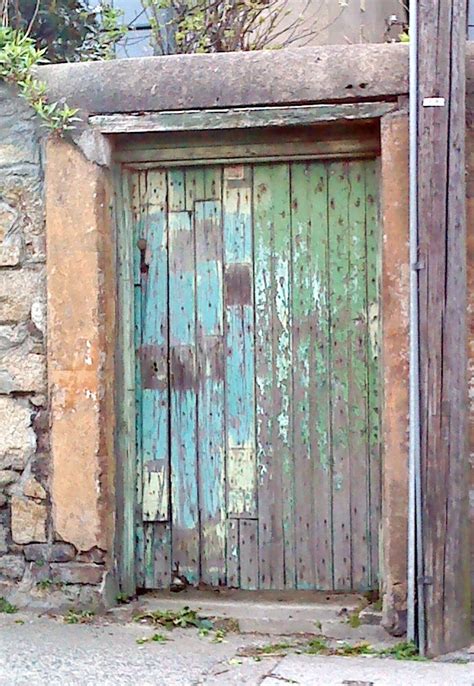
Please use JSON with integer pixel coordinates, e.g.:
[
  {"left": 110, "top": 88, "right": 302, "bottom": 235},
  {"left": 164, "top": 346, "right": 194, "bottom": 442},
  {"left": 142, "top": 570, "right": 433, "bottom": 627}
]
[{"left": 0, "top": 84, "right": 105, "bottom": 609}]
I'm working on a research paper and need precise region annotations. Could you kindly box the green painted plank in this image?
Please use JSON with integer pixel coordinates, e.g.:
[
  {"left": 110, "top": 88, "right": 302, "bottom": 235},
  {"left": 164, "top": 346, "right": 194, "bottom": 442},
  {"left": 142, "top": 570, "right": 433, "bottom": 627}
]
[
  {"left": 270, "top": 164, "right": 294, "bottom": 589},
  {"left": 132, "top": 172, "right": 145, "bottom": 589},
  {"left": 290, "top": 162, "right": 315, "bottom": 589},
  {"left": 223, "top": 166, "right": 257, "bottom": 521},
  {"left": 169, "top": 210, "right": 199, "bottom": 585},
  {"left": 254, "top": 163, "right": 291, "bottom": 590},
  {"left": 347, "top": 160, "right": 370, "bottom": 591},
  {"left": 291, "top": 161, "right": 333, "bottom": 589},
  {"left": 308, "top": 162, "right": 334, "bottom": 590},
  {"left": 117, "top": 169, "right": 137, "bottom": 595},
  {"left": 195, "top": 197, "right": 226, "bottom": 586},
  {"left": 365, "top": 160, "right": 381, "bottom": 587},
  {"left": 328, "top": 161, "right": 352, "bottom": 591}
]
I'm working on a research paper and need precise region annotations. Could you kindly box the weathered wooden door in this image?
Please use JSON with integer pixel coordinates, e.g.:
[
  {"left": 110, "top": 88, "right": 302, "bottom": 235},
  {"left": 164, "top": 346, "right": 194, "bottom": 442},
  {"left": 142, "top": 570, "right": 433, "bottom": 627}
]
[{"left": 128, "top": 158, "right": 380, "bottom": 591}]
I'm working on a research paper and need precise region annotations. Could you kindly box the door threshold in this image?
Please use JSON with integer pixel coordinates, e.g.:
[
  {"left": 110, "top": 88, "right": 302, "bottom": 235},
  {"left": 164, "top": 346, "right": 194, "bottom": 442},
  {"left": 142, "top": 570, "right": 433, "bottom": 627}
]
[{"left": 122, "top": 589, "right": 384, "bottom": 638}]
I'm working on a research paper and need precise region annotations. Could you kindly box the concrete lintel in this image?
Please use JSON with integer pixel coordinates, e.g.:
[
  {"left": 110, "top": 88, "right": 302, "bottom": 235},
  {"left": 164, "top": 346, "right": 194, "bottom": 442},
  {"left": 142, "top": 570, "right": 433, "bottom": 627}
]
[{"left": 37, "top": 44, "right": 409, "bottom": 116}]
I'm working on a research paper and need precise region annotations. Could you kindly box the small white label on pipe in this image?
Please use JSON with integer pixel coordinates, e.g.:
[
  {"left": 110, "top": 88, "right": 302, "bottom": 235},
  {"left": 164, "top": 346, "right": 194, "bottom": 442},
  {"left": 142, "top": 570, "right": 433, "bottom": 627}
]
[{"left": 422, "top": 97, "right": 445, "bottom": 107}]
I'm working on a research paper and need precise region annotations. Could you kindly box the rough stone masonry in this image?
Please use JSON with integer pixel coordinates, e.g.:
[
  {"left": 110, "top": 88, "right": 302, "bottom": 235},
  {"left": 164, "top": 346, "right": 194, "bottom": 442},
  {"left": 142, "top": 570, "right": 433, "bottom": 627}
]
[{"left": 0, "top": 83, "right": 106, "bottom": 610}]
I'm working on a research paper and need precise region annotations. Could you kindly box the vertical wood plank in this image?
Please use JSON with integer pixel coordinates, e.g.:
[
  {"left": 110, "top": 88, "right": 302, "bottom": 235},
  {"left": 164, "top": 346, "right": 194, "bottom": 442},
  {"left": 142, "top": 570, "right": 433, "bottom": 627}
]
[
  {"left": 254, "top": 164, "right": 293, "bottom": 589},
  {"left": 309, "top": 162, "right": 334, "bottom": 590},
  {"left": 291, "top": 162, "right": 333, "bottom": 589},
  {"left": 130, "top": 171, "right": 145, "bottom": 588},
  {"left": 185, "top": 168, "right": 205, "bottom": 211},
  {"left": 195, "top": 196, "right": 226, "bottom": 586},
  {"left": 141, "top": 170, "right": 169, "bottom": 524},
  {"left": 291, "top": 162, "right": 315, "bottom": 589},
  {"left": 204, "top": 166, "right": 222, "bottom": 200},
  {"left": 347, "top": 160, "right": 370, "bottom": 591},
  {"left": 365, "top": 160, "right": 381, "bottom": 588},
  {"left": 328, "top": 161, "right": 352, "bottom": 590},
  {"left": 227, "top": 519, "right": 240, "bottom": 588},
  {"left": 239, "top": 519, "right": 259, "bottom": 590},
  {"left": 418, "top": 0, "right": 469, "bottom": 655},
  {"left": 169, "top": 209, "right": 199, "bottom": 584},
  {"left": 223, "top": 166, "right": 257, "bottom": 522},
  {"left": 116, "top": 168, "right": 137, "bottom": 595},
  {"left": 168, "top": 169, "right": 185, "bottom": 211}
]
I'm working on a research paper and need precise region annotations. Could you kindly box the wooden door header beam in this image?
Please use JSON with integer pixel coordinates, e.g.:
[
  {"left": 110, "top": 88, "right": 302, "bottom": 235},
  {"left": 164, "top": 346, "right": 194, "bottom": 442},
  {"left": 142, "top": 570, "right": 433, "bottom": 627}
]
[{"left": 90, "top": 102, "right": 397, "bottom": 135}]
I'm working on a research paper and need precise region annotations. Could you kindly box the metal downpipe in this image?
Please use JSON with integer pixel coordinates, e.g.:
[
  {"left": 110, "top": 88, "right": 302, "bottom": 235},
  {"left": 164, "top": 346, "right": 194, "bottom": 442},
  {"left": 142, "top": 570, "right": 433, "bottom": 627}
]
[{"left": 407, "top": 0, "right": 426, "bottom": 653}]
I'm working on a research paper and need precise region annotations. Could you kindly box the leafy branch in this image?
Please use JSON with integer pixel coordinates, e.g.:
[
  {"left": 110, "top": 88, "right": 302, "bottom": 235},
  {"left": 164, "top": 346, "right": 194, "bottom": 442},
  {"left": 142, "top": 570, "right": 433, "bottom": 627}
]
[{"left": 0, "top": 26, "right": 79, "bottom": 131}]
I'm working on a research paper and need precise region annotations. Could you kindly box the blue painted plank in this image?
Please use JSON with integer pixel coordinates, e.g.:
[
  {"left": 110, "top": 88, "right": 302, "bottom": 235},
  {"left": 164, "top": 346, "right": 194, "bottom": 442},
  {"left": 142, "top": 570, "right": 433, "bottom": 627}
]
[
  {"left": 141, "top": 170, "right": 169, "bottom": 524},
  {"left": 195, "top": 197, "right": 226, "bottom": 586},
  {"left": 169, "top": 209, "right": 199, "bottom": 584},
  {"left": 223, "top": 166, "right": 257, "bottom": 521}
]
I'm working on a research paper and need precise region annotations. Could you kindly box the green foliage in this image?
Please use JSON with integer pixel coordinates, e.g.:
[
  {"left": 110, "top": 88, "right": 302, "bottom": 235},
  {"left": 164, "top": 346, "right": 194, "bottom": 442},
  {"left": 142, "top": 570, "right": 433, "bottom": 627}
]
[
  {"left": 6, "top": 0, "right": 125, "bottom": 63},
  {"left": 255, "top": 642, "right": 293, "bottom": 655},
  {"left": 347, "top": 611, "right": 361, "bottom": 628},
  {"left": 0, "top": 26, "right": 80, "bottom": 131},
  {"left": 64, "top": 609, "right": 95, "bottom": 624},
  {"left": 136, "top": 632, "right": 170, "bottom": 644},
  {"left": 134, "top": 606, "right": 214, "bottom": 632},
  {"left": 0, "top": 597, "right": 18, "bottom": 614},
  {"left": 304, "top": 637, "right": 329, "bottom": 654},
  {"left": 378, "top": 641, "right": 427, "bottom": 661}
]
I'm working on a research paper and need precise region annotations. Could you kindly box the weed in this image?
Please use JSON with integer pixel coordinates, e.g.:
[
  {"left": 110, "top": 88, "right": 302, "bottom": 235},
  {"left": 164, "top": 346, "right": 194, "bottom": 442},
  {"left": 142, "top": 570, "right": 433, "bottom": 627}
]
[
  {"left": 14, "top": 619, "right": 24, "bottom": 625},
  {"left": 212, "top": 629, "right": 227, "bottom": 643},
  {"left": 378, "top": 641, "right": 427, "bottom": 661},
  {"left": 0, "top": 597, "right": 17, "bottom": 614},
  {"left": 116, "top": 592, "right": 130, "bottom": 604},
  {"left": 134, "top": 606, "right": 214, "bottom": 632},
  {"left": 348, "top": 612, "right": 361, "bottom": 629},
  {"left": 36, "top": 579, "right": 53, "bottom": 590},
  {"left": 334, "top": 642, "right": 373, "bottom": 656},
  {"left": 372, "top": 599, "right": 383, "bottom": 612},
  {"left": 305, "top": 637, "right": 329, "bottom": 654},
  {"left": 256, "top": 642, "right": 293, "bottom": 655},
  {"left": 136, "top": 632, "right": 170, "bottom": 645},
  {"left": 64, "top": 609, "right": 95, "bottom": 624}
]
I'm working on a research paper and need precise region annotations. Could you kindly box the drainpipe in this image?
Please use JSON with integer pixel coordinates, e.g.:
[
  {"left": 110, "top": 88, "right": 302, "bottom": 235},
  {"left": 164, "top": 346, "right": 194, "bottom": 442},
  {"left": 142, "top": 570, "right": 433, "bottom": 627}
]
[{"left": 407, "top": 0, "right": 425, "bottom": 653}]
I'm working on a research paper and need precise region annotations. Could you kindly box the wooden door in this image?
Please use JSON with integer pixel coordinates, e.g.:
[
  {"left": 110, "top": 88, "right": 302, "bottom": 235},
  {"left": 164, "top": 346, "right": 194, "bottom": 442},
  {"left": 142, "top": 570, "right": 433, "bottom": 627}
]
[{"left": 128, "top": 158, "right": 380, "bottom": 591}]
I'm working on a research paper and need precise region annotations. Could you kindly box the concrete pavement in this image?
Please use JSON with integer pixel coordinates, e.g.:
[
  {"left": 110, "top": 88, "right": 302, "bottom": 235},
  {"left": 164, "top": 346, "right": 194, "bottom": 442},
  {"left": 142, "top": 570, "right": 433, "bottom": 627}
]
[{"left": 0, "top": 612, "right": 472, "bottom": 686}]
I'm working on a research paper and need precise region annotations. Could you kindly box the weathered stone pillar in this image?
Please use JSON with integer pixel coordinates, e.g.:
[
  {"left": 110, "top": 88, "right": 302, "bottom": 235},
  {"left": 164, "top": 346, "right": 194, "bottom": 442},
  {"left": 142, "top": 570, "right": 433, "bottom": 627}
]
[{"left": 380, "top": 111, "right": 410, "bottom": 636}]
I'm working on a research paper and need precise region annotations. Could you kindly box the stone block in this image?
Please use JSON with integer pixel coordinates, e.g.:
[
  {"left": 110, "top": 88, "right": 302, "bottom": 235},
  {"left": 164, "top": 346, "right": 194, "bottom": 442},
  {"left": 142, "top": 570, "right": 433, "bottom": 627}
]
[
  {"left": 0, "top": 554, "right": 25, "bottom": 580},
  {"left": 0, "top": 336, "right": 46, "bottom": 394},
  {"left": 24, "top": 543, "right": 76, "bottom": 563},
  {"left": 0, "top": 525, "right": 7, "bottom": 553},
  {"left": 76, "top": 547, "right": 106, "bottom": 564},
  {"left": 0, "top": 199, "right": 22, "bottom": 266},
  {"left": 23, "top": 477, "right": 46, "bottom": 500},
  {"left": 11, "top": 496, "right": 47, "bottom": 544},
  {"left": 50, "top": 562, "right": 104, "bottom": 585},
  {"left": 0, "top": 268, "right": 44, "bottom": 323},
  {"left": 0, "top": 470, "right": 19, "bottom": 488},
  {"left": 0, "top": 397, "right": 36, "bottom": 471}
]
